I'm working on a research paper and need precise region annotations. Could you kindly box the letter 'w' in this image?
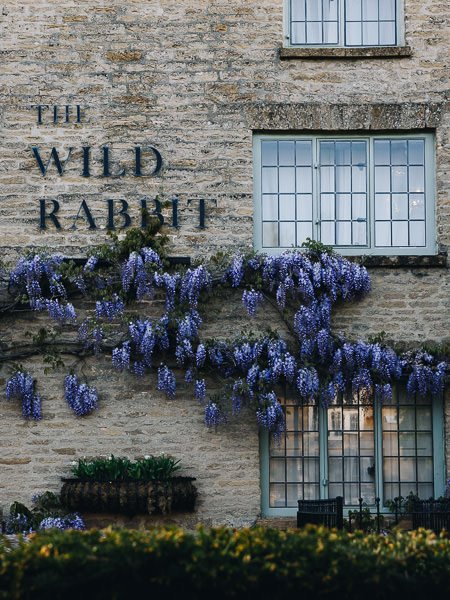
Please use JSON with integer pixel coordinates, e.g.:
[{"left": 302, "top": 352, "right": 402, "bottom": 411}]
[{"left": 32, "top": 147, "right": 73, "bottom": 176}]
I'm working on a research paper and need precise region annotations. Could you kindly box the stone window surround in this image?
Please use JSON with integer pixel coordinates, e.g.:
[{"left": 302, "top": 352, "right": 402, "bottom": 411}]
[{"left": 279, "top": 45, "right": 412, "bottom": 59}]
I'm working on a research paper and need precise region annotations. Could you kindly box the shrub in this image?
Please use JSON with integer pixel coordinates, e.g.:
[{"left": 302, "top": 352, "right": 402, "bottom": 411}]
[{"left": 0, "top": 526, "right": 449, "bottom": 600}]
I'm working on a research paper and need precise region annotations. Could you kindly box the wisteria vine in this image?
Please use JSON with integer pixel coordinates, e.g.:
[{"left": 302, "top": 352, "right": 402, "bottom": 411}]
[{"left": 3, "top": 243, "right": 448, "bottom": 441}]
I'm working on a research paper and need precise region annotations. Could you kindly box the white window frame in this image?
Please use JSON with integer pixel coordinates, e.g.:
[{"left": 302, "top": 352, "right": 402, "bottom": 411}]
[
  {"left": 253, "top": 133, "right": 436, "bottom": 257},
  {"left": 260, "top": 389, "right": 445, "bottom": 517},
  {"left": 283, "top": 0, "right": 406, "bottom": 48}
]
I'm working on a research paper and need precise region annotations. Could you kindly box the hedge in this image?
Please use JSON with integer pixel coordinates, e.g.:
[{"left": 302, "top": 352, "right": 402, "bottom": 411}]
[{"left": 0, "top": 526, "right": 449, "bottom": 599}]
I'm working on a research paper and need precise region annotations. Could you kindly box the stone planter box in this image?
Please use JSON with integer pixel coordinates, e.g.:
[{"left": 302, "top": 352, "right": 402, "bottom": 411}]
[{"left": 60, "top": 477, "right": 197, "bottom": 516}]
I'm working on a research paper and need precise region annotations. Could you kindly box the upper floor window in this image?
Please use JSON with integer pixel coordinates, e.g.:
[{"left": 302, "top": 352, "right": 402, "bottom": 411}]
[
  {"left": 286, "top": 0, "right": 403, "bottom": 47},
  {"left": 253, "top": 133, "right": 436, "bottom": 256}
]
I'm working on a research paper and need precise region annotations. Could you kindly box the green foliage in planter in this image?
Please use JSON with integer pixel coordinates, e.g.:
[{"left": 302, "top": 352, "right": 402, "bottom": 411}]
[
  {"left": 71, "top": 454, "right": 181, "bottom": 482},
  {"left": 0, "top": 526, "right": 449, "bottom": 600}
]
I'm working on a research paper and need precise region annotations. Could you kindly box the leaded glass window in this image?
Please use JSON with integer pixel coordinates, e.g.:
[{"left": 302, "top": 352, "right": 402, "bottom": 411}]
[
  {"left": 254, "top": 134, "right": 435, "bottom": 256},
  {"left": 288, "top": 0, "right": 400, "bottom": 47}
]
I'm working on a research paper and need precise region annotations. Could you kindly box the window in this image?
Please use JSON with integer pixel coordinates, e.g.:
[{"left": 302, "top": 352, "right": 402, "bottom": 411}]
[
  {"left": 286, "top": 0, "right": 403, "bottom": 47},
  {"left": 260, "top": 387, "right": 445, "bottom": 515},
  {"left": 253, "top": 134, "right": 435, "bottom": 256}
]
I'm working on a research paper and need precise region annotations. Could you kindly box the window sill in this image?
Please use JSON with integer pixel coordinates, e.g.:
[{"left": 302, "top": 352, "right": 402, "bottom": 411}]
[
  {"left": 345, "top": 254, "right": 447, "bottom": 268},
  {"left": 279, "top": 46, "right": 412, "bottom": 60}
]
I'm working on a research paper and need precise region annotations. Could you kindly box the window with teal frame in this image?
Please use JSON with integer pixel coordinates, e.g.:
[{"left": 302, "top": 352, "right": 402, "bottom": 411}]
[{"left": 260, "top": 385, "right": 445, "bottom": 516}]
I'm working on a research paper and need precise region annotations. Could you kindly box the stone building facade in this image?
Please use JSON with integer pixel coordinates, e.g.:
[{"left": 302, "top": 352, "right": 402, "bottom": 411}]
[{"left": 0, "top": 1, "right": 448, "bottom": 525}]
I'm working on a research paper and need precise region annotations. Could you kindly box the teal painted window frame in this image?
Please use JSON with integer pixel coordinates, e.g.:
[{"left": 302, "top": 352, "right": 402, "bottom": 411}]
[
  {"left": 253, "top": 132, "right": 436, "bottom": 256},
  {"left": 260, "top": 390, "right": 445, "bottom": 517}
]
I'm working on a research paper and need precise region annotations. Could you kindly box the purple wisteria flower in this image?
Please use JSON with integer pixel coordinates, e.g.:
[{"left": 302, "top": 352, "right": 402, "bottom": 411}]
[
  {"left": 6, "top": 371, "right": 42, "bottom": 420},
  {"left": 256, "top": 392, "right": 285, "bottom": 443},
  {"left": 112, "top": 342, "right": 131, "bottom": 371},
  {"left": 204, "top": 400, "right": 226, "bottom": 428},
  {"left": 157, "top": 364, "right": 176, "bottom": 399},
  {"left": 64, "top": 374, "right": 98, "bottom": 416},
  {"left": 242, "top": 289, "right": 263, "bottom": 316},
  {"left": 95, "top": 294, "right": 124, "bottom": 321},
  {"left": 194, "top": 379, "right": 206, "bottom": 402}
]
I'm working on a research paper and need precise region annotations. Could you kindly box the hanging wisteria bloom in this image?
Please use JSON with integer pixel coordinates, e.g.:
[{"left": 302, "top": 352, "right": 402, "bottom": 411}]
[
  {"left": 194, "top": 379, "right": 206, "bottom": 402},
  {"left": 157, "top": 364, "right": 176, "bottom": 399},
  {"left": 112, "top": 342, "right": 131, "bottom": 371},
  {"left": 256, "top": 392, "right": 285, "bottom": 443},
  {"left": 64, "top": 375, "right": 98, "bottom": 416},
  {"left": 225, "top": 253, "right": 245, "bottom": 287},
  {"left": 95, "top": 294, "right": 124, "bottom": 321},
  {"left": 84, "top": 255, "right": 98, "bottom": 272},
  {"left": 39, "top": 514, "right": 85, "bottom": 531},
  {"left": 5, "top": 371, "right": 42, "bottom": 420},
  {"left": 204, "top": 401, "right": 226, "bottom": 428},
  {"left": 32, "top": 298, "right": 77, "bottom": 324},
  {"left": 242, "top": 289, "right": 264, "bottom": 317}
]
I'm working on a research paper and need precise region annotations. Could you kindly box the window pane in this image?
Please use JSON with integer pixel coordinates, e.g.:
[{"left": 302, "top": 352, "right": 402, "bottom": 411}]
[
  {"left": 399, "top": 407, "right": 415, "bottom": 431},
  {"left": 336, "top": 194, "right": 352, "bottom": 220},
  {"left": 353, "top": 194, "right": 367, "bottom": 218},
  {"left": 287, "top": 458, "right": 303, "bottom": 481},
  {"left": 391, "top": 141, "right": 408, "bottom": 165},
  {"left": 352, "top": 166, "right": 366, "bottom": 192},
  {"left": 392, "top": 194, "right": 408, "bottom": 220},
  {"left": 344, "top": 484, "right": 360, "bottom": 505},
  {"left": 287, "top": 484, "right": 305, "bottom": 505},
  {"left": 360, "top": 457, "right": 376, "bottom": 483},
  {"left": 379, "top": 0, "right": 395, "bottom": 20},
  {"left": 262, "top": 167, "right": 278, "bottom": 193},
  {"left": 383, "top": 432, "right": 398, "bottom": 456},
  {"left": 399, "top": 458, "right": 415, "bottom": 482},
  {"left": 409, "top": 221, "right": 425, "bottom": 246},
  {"left": 344, "top": 432, "right": 358, "bottom": 455},
  {"left": 346, "top": 0, "right": 362, "bottom": 21},
  {"left": 362, "top": 0, "right": 378, "bottom": 20},
  {"left": 286, "top": 432, "right": 303, "bottom": 454},
  {"left": 297, "top": 194, "right": 313, "bottom": 220},
  {"left": 336, "top": 221, "right": 352, "bottom": 245},
  {"left": 280, "top": 222, "right": 296, "bottom": 247},
  {"left": 399, "top": 432, "right": 416, "bottom": 456},
  {"left": 324, "top": 0, "right": 338, "bottom": 21},
  {"left": 336, "top": 167, "right": 352, "bottom": 192},
  {"left": 291, "top": 21, "right": 306, "bottom": 44},
  {"left": 320, "top": 141, "right": 335, "bottom": 165},
  {"left": 383, "top": 407, "right": 397, "bottom": 430},
  {"left": 303, "top": 484, "right": 320, "bottom": 500},
  {"left": 375, "top": 166, "right": 391, "bottom": 192},
  {"left": 279, "top": 195, "right": 296, "bottom": 220},
  {"left": 362, "top": 21, "right": 379, "bottom": 45},
  {"left": 409, "top": 194, "right": 425, "bottom": 220},
  {"left": 321, "top": 221, "right": 335, "bottom": 245},
  {"left": 418, "top": 483, "right": 433, "bottom": 499},
  {"left": 417, "top": 458, "right": 433, "bottom": 482},
  {"left": 323, "top": 21, "right": 338, "bottom": 44},
  {"left": 379, "top": 21, "right": 396, "bottom": 45},
  {"left": 304, "top": 458, "right": 319, "bottom": 481},
  {"left": 306, "top": 0, "right": 322, "bottom": 20},
  {"left": 416, "top": 407, "right": 432, "bottom": 430},
  {"left": 408, "top": 140, "right": 425, "bottom": 165},
  {"left": 344, "top": 457, "right": 359, "bottom": 480},
  {"left": 297, "top": 222, "right": 313, "bottom": 245},
  {"left": 392, "top": 221, "right": 408, "bottom": 246},
  {"left": 296, "top": 141, "right": 313, "bottom": 165},
  {"left": 279, "top": 141, "right": 296, "bottom": 165},
  {"left": 261, "top": 142, "right": 278, "bottom": 166},
  {"left": 374, "top": 141, "right": 390, "bottom": 165},
  {"left": 321, "top": 194, "right": 335, "bottom": 220},
  {"left": 279, "top": 167, "right": 296, "bottom": 193},
  {"left": 409, "top": 166, "right": 425, "bottom": 193},
  {"left": 329, "top": 457, "right": 343, "bottom": 482},
  {"left": 291, "top": 0, "right": 306, "bottom": 21},
  {"left": 392, "top": 166, "right": 407, "bottom": 192},
  {"left": 270, "top": 459, "right": 286, "bottom": 482},
  {"left": 335, "top": 142, "right": 352, "bottom": 165},
  {"left": 270, "top": 484, "right": 286, "bottom": 507},
  {"left": 303, "top": 432, "right": 319, "bottom": 455},
  {"left": 320, "top": 166, "right": 335, "bottom": 192},
  {"left": 416, "top": 433, "right": 432, "bottom": 457},
  {"left": 383, "top": 458, "right": 399, "bottom": 482},
  {"left": 306, "top": 21, "right": 322, "bottom": 44},
  {"left": 328, "top": 431, "right": 343, "bottom": 456},
  {"left": 328, "top": 483, "right": 344, "bottom": 498},
  {"left": 297, "top": 167, "right": 313, "bottom": 193},
  {"left": 375, "top": 193, "right": 391, "bottom": 220},
  {"left": 262, "top": 195, "right": 278, "bottom": 220},
  {"left": 263, "top": 222, "right": 278, "bottom": 247}
]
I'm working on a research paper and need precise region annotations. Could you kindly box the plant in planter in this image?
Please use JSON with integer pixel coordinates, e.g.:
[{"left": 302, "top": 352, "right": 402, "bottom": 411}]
[
  {"left": 60, "top": 455, "right": 197, "bottom": 516},
  {"left": 3, "top": 492, "right": 85, "bottom": 534}
]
